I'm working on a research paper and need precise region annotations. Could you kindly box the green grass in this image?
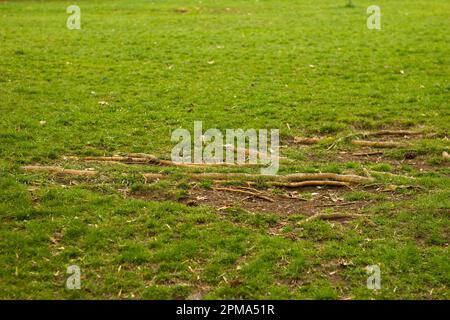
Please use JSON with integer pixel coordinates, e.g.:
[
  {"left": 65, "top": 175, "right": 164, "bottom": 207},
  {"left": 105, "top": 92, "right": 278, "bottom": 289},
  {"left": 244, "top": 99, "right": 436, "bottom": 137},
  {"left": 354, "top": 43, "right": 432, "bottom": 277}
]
[{"left": 0, "top": 0, "right": 449, "bottom": 299}]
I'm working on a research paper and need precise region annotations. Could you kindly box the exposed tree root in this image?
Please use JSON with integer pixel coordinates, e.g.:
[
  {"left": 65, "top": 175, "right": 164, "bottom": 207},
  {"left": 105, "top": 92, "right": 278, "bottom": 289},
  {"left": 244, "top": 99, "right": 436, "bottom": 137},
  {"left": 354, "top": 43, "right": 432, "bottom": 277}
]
[
  {"left": 326, "top": 131, "right": 420, "bottom": 150},
  {"left": 82, "top": 155, "right": 259, "bottom": 168},
  {"left": 224, "top": 146, "right": 287, "bottom": 162},
  {"left": 368, "top": 170, "right": 416, "bottom": 180},
  {"left": 22, "top": 165, "right": 97, "bottom": 176},
  {"left": 293, "top": 137, "right": 323, "bottom": 145},
  {"left": 188, "top": 172, "right": 373, "bottom": 183},
  {"left": 305, "top": 212, "right": 367, "bottom": 222},
  {"left": 84, "top": 156, "right": 162, "bottom": 164},
  {"left": 142, "top": 173, "right": 166, "bottom": 183},
  {"left": 142, "top": 172, "right": 372, "bottom": 187},
  {"left": 363, "top": 130, "right": 421, "bottom": 137},
  {"left": 351, "top": 140, "right": 407, "bottom": 148},
  {"left": 352, "top": 151, "right": 384, "bottom": 156},
  {"left": 327, "top": 133, "right": 362, "bottom": 150},
  {"left": 313, "top": 201, "right": 359, "bottom": 207},
  {"left": 271, "top": 180, "right": 350, "bottom": 188},
  {"left": 381, "top": 184, "right": 424, "bottom": 192},
  {"left": 212, "top": 187, "right": 274, "bottom": 202}
]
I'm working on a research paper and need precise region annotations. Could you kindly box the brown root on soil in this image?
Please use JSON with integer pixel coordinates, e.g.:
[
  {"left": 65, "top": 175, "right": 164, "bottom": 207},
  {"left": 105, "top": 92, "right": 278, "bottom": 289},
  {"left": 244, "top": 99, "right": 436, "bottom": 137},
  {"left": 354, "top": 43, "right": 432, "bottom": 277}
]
[
  {"left": 271, "top": 180, "right": 350, "bottom": 188},
  {"left": 362, "top": 130, "right": 422, "bottom": 137},
  {"left": 187, "top": 172, "right": 373, "bottom": 183},
  {"left": 368, "top": 170, "right": 416, "bottom": 180},
  {"left": 212, "top": 187, "right": 274, "bottom": 202},
  {"left": 351, "top": 140, "right": 408, "bottom": 148},
  {"left": 293, "top": 137, "right": 323, "bottom": 145},
  {"left": 142, "top": 173, "right": 167, "bottom": 183},
  {"left": 176, "top": 185, "right": 379, "bottom": 216},
  {"left": 22, "top": 165, "right": 97, "bottom": 176},
  {"left": 352, "top": 151, "right": 384, "bottom": 156},
  {"left": 82, "top": 155, "right": 259, "bottom": 168},
  {"left": 224, "top": 147, "right": 287, "bottom": 161},
  {"left": 142, "top": 172, "right": 373, "bottom": 187},
  {"left": 305, "top": 212, "right": 367, "bottom": 222}
]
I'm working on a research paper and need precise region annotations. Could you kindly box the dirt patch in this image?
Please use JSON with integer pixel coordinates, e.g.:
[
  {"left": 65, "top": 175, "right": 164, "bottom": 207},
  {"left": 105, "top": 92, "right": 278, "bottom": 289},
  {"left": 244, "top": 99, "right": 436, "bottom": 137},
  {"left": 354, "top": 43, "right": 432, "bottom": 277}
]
[{"left": 179, "top": 185, "right": 372, "bottom": 217}]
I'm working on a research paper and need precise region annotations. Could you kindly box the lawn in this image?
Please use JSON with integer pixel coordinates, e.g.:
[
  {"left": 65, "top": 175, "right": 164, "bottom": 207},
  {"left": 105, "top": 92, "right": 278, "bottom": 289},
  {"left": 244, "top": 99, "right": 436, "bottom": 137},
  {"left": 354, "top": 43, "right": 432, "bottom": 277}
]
[{"left": 0, "top": 0, "right": 449, "bottom": 299}]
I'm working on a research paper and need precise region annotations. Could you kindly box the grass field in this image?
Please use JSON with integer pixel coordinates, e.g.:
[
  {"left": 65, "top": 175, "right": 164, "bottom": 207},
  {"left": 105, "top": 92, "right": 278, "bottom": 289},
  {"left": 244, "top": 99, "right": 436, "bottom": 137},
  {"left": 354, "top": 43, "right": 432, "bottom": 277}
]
[{"left": 0, "top": 0, "right": 449, "bottom": 299}]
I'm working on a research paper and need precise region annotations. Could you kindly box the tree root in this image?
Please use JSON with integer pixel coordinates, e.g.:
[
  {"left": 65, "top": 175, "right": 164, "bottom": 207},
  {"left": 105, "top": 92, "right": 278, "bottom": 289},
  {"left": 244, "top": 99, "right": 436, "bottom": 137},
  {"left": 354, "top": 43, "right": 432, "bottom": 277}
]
[
  {"left": 351, "top": 140, "right": 407, "bottom": 148},
  {"left": 142, "top": 172, "right": 372, "bottom": 188},
  {"left": 363, "top": 130, "right": 421, "bottom": 137},
  {"left": 271, "top": 180, "right": 351, "bottom": 188},
  {"left": 352, "top": 151, "right": 384, "bottom": 156},
  {"left": 293, "top": 137, "right": 323, "bottom": 145},
  {"left": 313, "top": 201, "right": 359, "bottom": 207},
  {"left": 22, "top": 165, "right": 97, "bottom": 176},
  {"left": 305, "top": 212, "right": 367, "bottom": 222},
  {"left": 142, "top": 173, "right": 166, "bottom": 183},
  {"left": 188, "top": 172, "right": 373, "bottom": 183},
  {"left": 212, "top": 187, "right": 274, "bottom": 202},
  {"left": 368, "top": 170, "right": 416, "bottom": 180},
  {"left": 82, "top": 155, "right": 259, "bottom": 168}
]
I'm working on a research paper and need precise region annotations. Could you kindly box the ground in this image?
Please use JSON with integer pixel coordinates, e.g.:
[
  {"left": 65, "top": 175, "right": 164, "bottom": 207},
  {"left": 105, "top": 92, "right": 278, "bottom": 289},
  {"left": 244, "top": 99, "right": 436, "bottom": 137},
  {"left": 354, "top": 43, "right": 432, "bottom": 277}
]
[{"left": 0, "top": 0, "right": 449, "bottom": 299}]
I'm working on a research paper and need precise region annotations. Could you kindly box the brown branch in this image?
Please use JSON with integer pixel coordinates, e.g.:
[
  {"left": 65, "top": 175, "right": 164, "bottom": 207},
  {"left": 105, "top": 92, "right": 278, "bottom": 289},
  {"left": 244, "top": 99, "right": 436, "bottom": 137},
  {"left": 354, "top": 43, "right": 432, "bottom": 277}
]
[
  {"left": 212, "top": 187, "right": 274, "bottom": 202},
  {"left": 22, "top": 166, "right": 97, "bottom": 176}
]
